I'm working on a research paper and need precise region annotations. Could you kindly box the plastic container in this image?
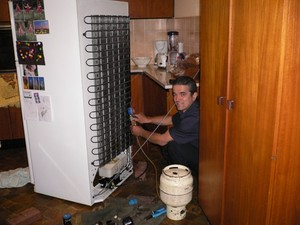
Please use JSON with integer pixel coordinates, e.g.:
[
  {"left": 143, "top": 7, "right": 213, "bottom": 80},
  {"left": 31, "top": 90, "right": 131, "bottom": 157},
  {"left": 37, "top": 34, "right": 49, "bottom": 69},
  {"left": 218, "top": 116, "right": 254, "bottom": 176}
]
[{"left": 63, "top": 213, "right": 72, "bottom": 225}]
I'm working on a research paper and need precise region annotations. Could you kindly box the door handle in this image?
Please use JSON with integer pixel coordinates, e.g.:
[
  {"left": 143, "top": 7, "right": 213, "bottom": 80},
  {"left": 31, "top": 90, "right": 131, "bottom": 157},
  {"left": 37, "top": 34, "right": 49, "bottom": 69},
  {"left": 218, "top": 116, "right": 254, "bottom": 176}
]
[
  {"left": 217, "top": 96, "right": 226, "bottom": 105},
  {"left": 227, "top": 100, "right": 234, "bottom": 110}
]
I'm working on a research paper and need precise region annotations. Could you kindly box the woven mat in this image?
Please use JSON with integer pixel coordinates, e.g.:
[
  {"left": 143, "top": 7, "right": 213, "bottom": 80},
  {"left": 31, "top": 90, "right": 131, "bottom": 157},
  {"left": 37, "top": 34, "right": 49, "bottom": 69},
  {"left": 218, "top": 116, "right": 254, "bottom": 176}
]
[{"left": 81, "top": 195, "right": 166, "bottom": 225}]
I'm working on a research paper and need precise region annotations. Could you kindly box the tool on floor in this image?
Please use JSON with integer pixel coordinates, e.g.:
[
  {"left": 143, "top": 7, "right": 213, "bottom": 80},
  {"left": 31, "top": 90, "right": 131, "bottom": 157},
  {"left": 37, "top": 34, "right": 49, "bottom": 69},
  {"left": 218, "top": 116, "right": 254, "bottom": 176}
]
[
  {"left": 128, "top": 198, "right": 138, "bottom": 205},
  {"left": 122, "top": 216, "right": 134, "bottom": 225},
  {"left": 63, "top": 213, "right": 72, "bottom": 225},
  {"left": 94, "top": 222, "right": 103, "bottom": 225},
  {"left": 144, "top": 207, "right": 166, "bottom": 220},
  {"left": 106, "top": 220, "right": 117, "bottom": 225}
]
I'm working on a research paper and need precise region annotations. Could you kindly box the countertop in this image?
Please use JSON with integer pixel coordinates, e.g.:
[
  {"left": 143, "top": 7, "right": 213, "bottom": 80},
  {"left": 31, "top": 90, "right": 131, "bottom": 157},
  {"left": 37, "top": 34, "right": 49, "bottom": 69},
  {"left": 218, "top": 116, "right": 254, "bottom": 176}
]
[
  {"left": 131, "top": 64, "right": 174, "bottom": 89},
  {"left": 131, "top": 64, "right": 200, "bottom": 90}
]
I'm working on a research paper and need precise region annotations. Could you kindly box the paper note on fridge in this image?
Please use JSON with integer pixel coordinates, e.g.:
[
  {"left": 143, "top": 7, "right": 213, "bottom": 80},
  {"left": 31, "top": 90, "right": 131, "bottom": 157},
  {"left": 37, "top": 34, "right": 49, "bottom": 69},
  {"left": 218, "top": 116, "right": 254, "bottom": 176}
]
[
  {"left": 38, "top": 96, "right": 52, "bottom": 122},
  {"left": 23, "top": 94, "right": 52, "bottom": 122}
]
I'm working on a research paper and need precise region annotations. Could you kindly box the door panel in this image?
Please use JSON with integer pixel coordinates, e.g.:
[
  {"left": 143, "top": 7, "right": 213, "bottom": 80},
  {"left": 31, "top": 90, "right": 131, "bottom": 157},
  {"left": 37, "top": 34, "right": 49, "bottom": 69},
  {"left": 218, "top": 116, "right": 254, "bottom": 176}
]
[
  {"left": 270, "top": 1, "right": 300, "bottom": 224},
  {"left": 224, "top": 0, "right": 284, "bottom": 224},
  {"left": 199, "top": 1, "right": 229, "bottom": 224}
]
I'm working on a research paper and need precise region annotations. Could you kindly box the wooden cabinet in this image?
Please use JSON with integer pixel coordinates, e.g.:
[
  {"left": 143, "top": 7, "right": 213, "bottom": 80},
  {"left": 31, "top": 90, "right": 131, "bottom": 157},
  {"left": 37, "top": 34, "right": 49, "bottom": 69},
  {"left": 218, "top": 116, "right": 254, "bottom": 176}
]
[
  {"left": 130, "top": 74, "right": 144, "bottom": 113},
  {"left": 198, "top": 1, "right": 229, "bottom": 224},
  {"left": 0, "top": 0, "right": 10, "bottom": 23},
  {"left": 199, "top": 0, "right": 300, "bottom": 225},
  {"left": 131, "top": 74, "right": 170, "bottom": 132},
  {"left": 126, "top": 0, "right": 174, "bottom": 19},
  {"left": 0, "top": 107, "right": 24, "bottom": 140},
  {"left": 0, "top": 108, "right": 12, "bottom": 140}
]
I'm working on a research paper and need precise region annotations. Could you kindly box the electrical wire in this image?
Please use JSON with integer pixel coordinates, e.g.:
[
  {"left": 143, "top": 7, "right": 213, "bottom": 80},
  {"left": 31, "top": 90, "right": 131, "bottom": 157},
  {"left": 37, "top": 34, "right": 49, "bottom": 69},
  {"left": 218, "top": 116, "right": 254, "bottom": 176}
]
[
  {"left": 132, "top": 103, "right": 176, "bottom": 159},
  {"left": 132, "top": 103, "right": 176, "bottom": 198}
]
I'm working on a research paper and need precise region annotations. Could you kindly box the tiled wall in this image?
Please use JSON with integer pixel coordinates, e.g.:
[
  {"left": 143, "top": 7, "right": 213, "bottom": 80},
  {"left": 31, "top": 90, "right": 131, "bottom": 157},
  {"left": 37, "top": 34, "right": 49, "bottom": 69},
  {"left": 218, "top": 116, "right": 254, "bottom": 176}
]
[{"left": 130, "top": 16, "right": 199, "bottom": 64}]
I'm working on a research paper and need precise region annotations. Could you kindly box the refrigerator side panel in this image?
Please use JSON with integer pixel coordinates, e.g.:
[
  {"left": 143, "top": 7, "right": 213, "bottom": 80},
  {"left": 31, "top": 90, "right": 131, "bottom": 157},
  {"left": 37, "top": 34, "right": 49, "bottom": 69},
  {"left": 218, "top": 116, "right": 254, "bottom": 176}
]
[
  {"left": 9, "top": 0, "right": 94, "bottom": 205},
  {"left": 9, "top": 2, "right": 35, "bottom": 183}
]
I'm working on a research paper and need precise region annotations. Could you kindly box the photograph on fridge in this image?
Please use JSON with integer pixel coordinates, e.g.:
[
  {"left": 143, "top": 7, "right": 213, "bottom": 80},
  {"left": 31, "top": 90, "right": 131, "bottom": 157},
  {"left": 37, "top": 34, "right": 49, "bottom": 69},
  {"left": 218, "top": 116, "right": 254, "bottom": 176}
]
[
  {"left": 12, "top": 0, "right": 46, "bottom": 41},
  {"left": 23, "top": 64, "right": 38, "bottom": 76},
  {"left": 33, "top": 20, "right": 49, "bottom": 34}
]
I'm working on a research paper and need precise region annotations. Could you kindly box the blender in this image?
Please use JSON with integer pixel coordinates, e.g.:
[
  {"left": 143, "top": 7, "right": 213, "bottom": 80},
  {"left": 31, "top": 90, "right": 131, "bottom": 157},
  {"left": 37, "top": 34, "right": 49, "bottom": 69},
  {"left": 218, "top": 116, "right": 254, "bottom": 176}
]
[
  {"left": 167, "top": 31, "right": 179, "bottom": 66},
  {"left": 154, "top": 40, "right": 168, "bottom": 68}
]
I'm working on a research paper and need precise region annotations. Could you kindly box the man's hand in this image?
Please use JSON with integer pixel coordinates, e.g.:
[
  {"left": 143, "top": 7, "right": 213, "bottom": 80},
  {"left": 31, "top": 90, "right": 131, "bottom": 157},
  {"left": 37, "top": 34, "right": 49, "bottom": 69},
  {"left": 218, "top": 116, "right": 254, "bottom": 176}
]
[
  {"left": 132, "top": 113, "right": 150, "bottom": 124},
  {"left": 131, "top": 125, "right": 144, "bottom": 137}
]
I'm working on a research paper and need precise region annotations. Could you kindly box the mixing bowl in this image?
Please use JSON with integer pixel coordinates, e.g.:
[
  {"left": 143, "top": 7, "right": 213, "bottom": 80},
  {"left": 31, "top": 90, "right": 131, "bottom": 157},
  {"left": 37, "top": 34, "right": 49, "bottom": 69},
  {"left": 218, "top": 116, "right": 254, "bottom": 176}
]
[{"left": 132, "top": 57, "right": 151, "bottom": 68}]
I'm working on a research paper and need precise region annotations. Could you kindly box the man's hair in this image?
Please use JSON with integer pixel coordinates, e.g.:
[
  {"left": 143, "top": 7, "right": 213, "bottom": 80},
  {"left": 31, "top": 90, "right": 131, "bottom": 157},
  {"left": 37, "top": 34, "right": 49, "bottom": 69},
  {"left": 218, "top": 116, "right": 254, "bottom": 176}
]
[{"left": 172, "top": 76, "right": 197, "bottom": 94}]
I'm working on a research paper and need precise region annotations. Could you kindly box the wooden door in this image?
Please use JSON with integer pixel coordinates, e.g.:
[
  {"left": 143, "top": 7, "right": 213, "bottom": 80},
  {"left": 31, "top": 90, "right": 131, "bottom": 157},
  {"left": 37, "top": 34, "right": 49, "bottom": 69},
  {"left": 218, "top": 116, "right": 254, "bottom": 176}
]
[
  {"left": 130, "top": 74, "right": 144, "bottom": 114},
  {"left": 0, "top": 0, "right": 10, "bottom": 22},
  {"left": 127, "top": 0, "right": 173, "bottom": 19},
  {"left": 269, "top": 1, "right": 300, "bottom": 224},
  {"left": 199, "top": 0, "right": 229, "bottom": 224},
  {"left": 223, "top": 0, "right": 284, "bottom": 224},
  {"left": 127, "top": 0, "right": 147, "bottom": 19},
  {"left": 146, "top": 0, "right": 174, "bottom": 18},
  {"left": 9, "top": 107, "right": 24, "bottom": 139},
  {"left": 0, "top": 108, "right": 12, "bottom": 140}
]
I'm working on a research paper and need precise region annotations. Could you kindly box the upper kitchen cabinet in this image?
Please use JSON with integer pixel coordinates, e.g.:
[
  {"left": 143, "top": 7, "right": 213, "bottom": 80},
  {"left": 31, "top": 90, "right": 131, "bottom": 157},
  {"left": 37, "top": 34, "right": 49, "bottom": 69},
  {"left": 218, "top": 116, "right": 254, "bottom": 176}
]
[
  {"left": 127, "top": 0, "right": 174, "bottom": 19},
  {"left": 174, "top": 0, "right": 199, "bottom": 18},
  {"left": 0, "top": 0, "right": 10, "bottom": 23},
  {"left": 199, "top": 0, "right": 300, "bottom": 224}
]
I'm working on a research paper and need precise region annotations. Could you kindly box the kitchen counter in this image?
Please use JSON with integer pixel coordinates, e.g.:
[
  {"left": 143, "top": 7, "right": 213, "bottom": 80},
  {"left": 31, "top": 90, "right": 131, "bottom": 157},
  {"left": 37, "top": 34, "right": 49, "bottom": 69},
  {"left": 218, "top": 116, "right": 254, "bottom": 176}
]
[
  {"left": 131, "top": 64, "right": 174, "bottom": 89},
  {"left": 131, "top": 64, "right": 199, "bottom": 90}
]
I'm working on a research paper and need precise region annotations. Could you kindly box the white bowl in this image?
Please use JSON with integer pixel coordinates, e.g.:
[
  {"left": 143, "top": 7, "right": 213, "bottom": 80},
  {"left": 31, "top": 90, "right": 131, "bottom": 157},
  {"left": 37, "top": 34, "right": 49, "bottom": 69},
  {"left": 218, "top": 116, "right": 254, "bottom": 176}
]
[{"left": 132, "top": 57, "right": 151, "bottom": 68}]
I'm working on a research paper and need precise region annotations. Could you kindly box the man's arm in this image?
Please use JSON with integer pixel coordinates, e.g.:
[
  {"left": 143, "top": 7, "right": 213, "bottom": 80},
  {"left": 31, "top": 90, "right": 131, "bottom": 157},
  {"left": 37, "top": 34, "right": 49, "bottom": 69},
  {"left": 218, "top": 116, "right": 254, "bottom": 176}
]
[
  {"left": 131, "top": 125, "right": 173, "bottom": 146},
  {"left": 133, "top": 113, "right": 173, "bottom": 126}
]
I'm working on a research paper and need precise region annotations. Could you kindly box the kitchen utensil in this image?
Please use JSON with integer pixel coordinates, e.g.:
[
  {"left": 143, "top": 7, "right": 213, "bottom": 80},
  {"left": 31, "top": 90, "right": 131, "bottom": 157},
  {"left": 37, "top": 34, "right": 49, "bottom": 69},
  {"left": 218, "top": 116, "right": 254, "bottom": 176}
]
[
  {"left": 157, "top": 53, "right": 168, "bottom": 68},
  {"left": 154, "top": 40, "right": 168, "bottom": 64},
  {"left": 131, "top": 57, "right": 151, "bottom": 68}
]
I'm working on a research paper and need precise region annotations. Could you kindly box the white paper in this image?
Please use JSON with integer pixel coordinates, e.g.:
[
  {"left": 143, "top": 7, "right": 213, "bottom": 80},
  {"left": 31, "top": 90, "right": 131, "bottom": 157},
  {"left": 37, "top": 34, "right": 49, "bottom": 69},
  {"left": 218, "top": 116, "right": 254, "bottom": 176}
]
[
  {"left": 23, "top": 96, "right": 39, "bottom": 121},
  {"left": 23, "top": 93, "right": 52, "bottom": 122},
  {"left": 38, "top": 96, "right": 52, "bottom": 122}
]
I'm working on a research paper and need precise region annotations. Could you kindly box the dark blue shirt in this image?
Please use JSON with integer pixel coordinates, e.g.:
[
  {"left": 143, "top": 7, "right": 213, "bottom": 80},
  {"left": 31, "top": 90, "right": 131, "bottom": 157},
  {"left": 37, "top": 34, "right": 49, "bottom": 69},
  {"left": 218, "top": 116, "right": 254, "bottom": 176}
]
[{"left": 169, "top": 100, "right": 199, "bottom": 148}]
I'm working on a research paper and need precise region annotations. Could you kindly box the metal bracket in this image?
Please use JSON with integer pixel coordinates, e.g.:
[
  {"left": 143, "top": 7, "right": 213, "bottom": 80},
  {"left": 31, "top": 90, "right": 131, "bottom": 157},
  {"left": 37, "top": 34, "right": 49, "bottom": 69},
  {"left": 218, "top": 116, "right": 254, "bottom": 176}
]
[
  {"left": 227, "top": 100, "right": 234, "bottom": 110},
  {"left": 217, "top": 96, "right": 226, "bottom": 105}
]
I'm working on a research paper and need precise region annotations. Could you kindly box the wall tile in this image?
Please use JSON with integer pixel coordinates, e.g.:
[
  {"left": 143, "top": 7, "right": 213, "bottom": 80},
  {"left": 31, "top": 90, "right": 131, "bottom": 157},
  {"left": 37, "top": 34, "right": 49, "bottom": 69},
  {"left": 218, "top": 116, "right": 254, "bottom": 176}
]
[{"left": 130, "top": 16, "right": 199, "bottom": 65}]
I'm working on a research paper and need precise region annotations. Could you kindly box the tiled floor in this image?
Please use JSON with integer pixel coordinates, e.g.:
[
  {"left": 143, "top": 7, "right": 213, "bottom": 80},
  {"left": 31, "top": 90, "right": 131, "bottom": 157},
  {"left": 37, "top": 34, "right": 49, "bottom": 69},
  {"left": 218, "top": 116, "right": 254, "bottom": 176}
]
[{"left": 0, "top": 139, "right": 210, "bottom": 225}]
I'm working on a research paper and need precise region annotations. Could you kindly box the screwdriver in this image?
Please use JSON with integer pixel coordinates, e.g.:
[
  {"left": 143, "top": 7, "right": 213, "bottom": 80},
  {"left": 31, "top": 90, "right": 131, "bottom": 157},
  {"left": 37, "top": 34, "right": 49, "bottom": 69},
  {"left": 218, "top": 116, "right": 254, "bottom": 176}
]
[{"left": 144, "top": 207, "right": 167, "bottom": 220}]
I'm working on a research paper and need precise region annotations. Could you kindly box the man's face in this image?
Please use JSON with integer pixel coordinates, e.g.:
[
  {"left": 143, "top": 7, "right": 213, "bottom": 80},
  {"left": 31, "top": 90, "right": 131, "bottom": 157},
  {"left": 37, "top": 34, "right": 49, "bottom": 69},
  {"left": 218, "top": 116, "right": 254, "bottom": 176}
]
[{"left": 172, "top": 84, "right": 197, "bottom": 112}]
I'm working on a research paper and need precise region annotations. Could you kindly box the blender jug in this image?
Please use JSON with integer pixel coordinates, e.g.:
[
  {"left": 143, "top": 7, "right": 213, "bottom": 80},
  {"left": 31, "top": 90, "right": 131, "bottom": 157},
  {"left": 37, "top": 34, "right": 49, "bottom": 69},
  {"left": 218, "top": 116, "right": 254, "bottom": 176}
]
[
  {"left": 167, "top": 31, "right": 179, "bottom": 51},
  {"left": 167, "top": 31, "right": 179, "bottom": 66}
]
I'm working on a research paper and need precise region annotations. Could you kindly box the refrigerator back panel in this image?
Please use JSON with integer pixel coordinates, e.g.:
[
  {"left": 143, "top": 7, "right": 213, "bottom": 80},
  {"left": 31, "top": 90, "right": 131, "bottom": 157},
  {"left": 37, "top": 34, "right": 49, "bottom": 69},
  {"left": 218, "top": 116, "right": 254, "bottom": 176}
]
[
  {"left": 77, "top": 1, "right": 133, "bottom": 203},
  {"left": 84, "top": 15, "right": 131, "bottom": 167},
  {"left": 81, "top": 15, "right": 133, "bottom": 201}
]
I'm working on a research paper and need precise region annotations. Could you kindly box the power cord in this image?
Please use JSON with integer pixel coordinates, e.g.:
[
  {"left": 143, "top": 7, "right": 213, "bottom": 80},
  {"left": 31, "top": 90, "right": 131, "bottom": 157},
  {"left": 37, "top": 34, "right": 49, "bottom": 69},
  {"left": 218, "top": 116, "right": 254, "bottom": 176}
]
[{"left": 132, "top": 103, "right": 176, "bottom": 198}]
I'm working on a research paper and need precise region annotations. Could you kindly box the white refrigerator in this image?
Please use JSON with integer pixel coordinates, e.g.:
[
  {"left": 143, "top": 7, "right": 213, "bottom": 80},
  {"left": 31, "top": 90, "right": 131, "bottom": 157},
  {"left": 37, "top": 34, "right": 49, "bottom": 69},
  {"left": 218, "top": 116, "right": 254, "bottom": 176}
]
[{"left": 9, "top": 0, "right": 132, "bottom": 205}]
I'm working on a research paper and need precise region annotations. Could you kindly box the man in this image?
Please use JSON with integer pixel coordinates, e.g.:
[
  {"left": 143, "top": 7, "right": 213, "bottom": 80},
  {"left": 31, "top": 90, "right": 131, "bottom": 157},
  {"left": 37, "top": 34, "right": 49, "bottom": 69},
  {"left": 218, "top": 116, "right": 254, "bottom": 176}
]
[{"left": 131, "top": 76, "right": 199, "bottom": 175}]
